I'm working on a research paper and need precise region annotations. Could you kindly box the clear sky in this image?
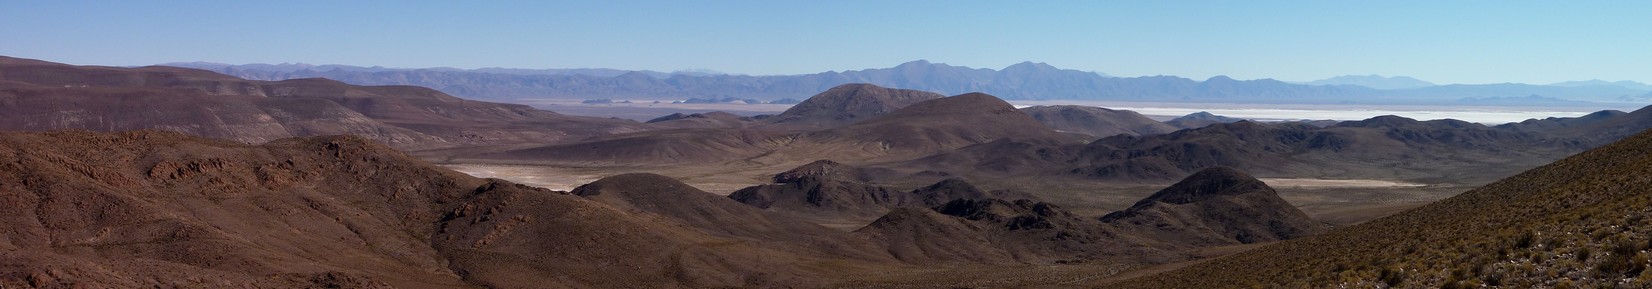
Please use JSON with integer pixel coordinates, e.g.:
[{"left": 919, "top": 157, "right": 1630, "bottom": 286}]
[{"left": 2, "top": 1, "right": 1647, "bottom": 84}]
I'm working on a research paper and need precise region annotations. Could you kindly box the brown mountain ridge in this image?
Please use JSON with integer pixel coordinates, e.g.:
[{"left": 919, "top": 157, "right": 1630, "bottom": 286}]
[
  {"left": 0, "top": 56, "right": 645, "bottom": 149},
  {"left": 1112, "top": 103, "right": 1652, "bottom": 289}
]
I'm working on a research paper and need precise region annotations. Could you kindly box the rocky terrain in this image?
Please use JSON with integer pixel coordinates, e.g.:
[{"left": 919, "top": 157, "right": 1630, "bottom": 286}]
[
  {"left": 0, "top": 130, "right": 1345, "bottom": 288},
  {"left": 897, "top": 108, "right": 1652, "bottom": 184},
  {"left": 1101, "top": 167, "right": 1327, "bottom": 246},
  {"left": 8, "top": 54, "right": 1652, "bottom": 288},
  {"left": 727, "top": 160, "right": 1035, "bottom": 221},
  {"left": 1113, "top": 112, "right": 1652, "bottom": 289},
  {"left": 0, "top": 130, "right": 834, "bottom": 288}
]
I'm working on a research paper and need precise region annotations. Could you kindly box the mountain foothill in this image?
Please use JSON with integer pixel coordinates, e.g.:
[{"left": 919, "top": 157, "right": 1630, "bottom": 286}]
[{"left": 4, "top": 55, "right": 1652, "bottom": 287}]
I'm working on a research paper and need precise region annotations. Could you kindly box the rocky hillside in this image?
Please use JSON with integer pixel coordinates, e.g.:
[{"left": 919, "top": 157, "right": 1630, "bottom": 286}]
[
  {"left": 901, "top": 111, "right": 1619, "bottom": 184},
  {"left": 1020, "top": 105, "right": 1179, "bottom": 138},
  {"left": 1101, "top": 167, "right": 1327, "bottom": 246},
  {"left": 728, "top": 160, "right": 1032, "bottom": 220},
  {"left": 485, "top": 90, "right": 1078, "bottom": 165},
  {"left": 767, "top": 83, "right": 944, "bottom": 128},
  {"left": 1112, "top": 120, "right": 1652, "bottom": 288},
  {"left": 0, "top": 130, "right": 840, "bottom": 288}
]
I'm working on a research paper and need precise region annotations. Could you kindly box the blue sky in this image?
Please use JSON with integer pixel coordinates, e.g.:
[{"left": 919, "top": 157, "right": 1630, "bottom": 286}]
[{"left": 2, "top": 1, "right": 1647, "bottom": 84}]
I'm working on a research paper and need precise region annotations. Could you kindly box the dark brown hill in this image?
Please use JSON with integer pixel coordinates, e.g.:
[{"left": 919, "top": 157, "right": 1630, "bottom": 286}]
[
  {"left": 896, "top": 137, "right": 1085, "bottom": 178},
  {"left": 570, "top": 173, "right": 867, "bottom": 247},
  {"left": 854, "top": 198, "right": 1172, "bottom": 265},
  {"left": 483, "top": 91, "right": 1077, "bottom": 165},
  {"left": 644, "top": 111, "right": 756, "bottom": 129},
  {"left": 728, "top": 161, "right": 1034, "bottom": 219},
  {"left": 899, "top": 114, "right": 1584, "bottom": 183},
  {"left": 1164, "top": 111, "right": 1244, "bottom": 129},
  {"left": 1112, "top": 108, "right": 1652, "bottom": 289},
  {"left": 1079, "top": 118, "right": 1554, "bottom": 181},
  {"left": 728, "top": 177, "right": 901, "bottom": 218},
  {"left": 850, "top": 167, "right": 1323, "bottom": 267},
  {"left": 800, "top": 92, "right": 1074, "bottom": 156},
  {"left": 0, "top": 56, "right": 643, "bottom": 149},
  {"left": 1520, "top": 106, "right": 1652, "bottom": 147},
  {"left": 0, "top": 130, "right": 840, "bottom": 288},
  {"left": 1498, "top": 109, "right": 1627, "bottom": 133},
  {"left": 771, "top": 159, "right": 888, "bottom": 183},
  {"left": 1020, "top": 105, "right": 1179, "bottom": 138},
  {"left": 767, "top": 83, "right": 946, "bottom": 128},
  {"left": 1101, "top": 167, "right": 1326, "bottom": 246},
  {"left": 488, "top": 128, "right": 782, "bottom": 164}
]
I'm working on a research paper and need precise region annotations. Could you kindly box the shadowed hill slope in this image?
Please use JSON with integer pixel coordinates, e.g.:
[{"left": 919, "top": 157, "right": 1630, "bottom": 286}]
[
  {"left": 768, "top": 83, "right": 945, "bottom": 128},
  {"left": 1164, "top": 111, "right": 1244, "bottom": 129},
  {"left": 0, "top": 130, "right": 846, "bottom": 288},
  {"left": 0, "top": 56, "right": 644, "bottom": 149},
  {"left": 848, "top": 166, "right": 1320, "bottom": 266},
  {"left": 1101, "top": 167, "right": 1326, "bottom": 246},
  {"left": 728, "top": 160, "right": 1034, "bottom": 220},
  {"left": 1021, "top": 105, "right": 1179, "bottom": 138},
  {"left": 484, "top": 91, "right": 1077, "bottom": 165},
  {"left": 900, "top": 113, "right": 1601, "bottom": 184},
  {"left": 1112, "top": 125, "right": 1652, "bottom": 288},
  {"left": 853, "top": 198, "right": 1174, "bottom": 265},
  {"left": 799, "top": 92, "right": 1073, "bottom": 156},
  {"left": 644, "top": 111, "right": 757, "bottom": 129},
  {"left": 569, "top": 172, "right": 888, "bottom": 260}
]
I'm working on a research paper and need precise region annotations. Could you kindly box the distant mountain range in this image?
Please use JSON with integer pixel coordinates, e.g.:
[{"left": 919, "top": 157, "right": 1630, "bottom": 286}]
[
  {"left": 162, "top": 60, "right": 1652, "bottom": 106},
  {"left": 163, "top": 61, "right": 729, "bottom": 79},
  {"left": 1302, "top": 75, "right": 1436, "bottom": 90},
  {"left": 1550, "top": 79, "right": 1652, "bottom": 90}
]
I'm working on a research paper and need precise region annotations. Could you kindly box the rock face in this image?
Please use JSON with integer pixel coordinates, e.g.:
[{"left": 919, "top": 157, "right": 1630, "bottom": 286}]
[
  {"left": 1021, "top": 105, "right": 1179, "bottom": 138},
  {"left": 1101, "top": 167, "right": 1326, "bottom": 245},
  {"left": 768, "top": 83, "right": 945, "bottom": 128},
  {"left": 0, "top": 56, "right": 643, "bottom": 149}
]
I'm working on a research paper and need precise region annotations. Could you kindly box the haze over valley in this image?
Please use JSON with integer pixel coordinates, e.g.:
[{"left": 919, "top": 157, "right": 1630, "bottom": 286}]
[{"left": 3, "top": 1, "right": 1651, "bottom": 288}]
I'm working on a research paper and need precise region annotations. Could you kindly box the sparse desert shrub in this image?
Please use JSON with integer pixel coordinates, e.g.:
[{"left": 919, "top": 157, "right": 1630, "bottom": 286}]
[
  {"left": 1593, "top": 228, "right": 1613, "bottom": 241},
  {"left": 1379, "top": 266, "right": 1405, "bottom": 287},
  {"left": 1482, "top": 272, "right": 1503, "bottom": 286},
  {"left": 1516, "top": 231, "right": 1536, "bottom": 248},
  {"left": 1556, "top": 279, "right": 1574, "bottom": 289},
  {"left": 1596, "top": 252, "right": 1634, "bottom": 278}
]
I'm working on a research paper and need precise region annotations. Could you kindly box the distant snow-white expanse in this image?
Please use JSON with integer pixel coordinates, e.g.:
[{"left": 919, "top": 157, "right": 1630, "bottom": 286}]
[{"left": 1011, "top": 100, "right": 1645, "bottom": 124}]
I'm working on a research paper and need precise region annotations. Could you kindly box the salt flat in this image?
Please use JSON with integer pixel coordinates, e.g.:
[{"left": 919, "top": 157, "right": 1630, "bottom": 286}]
[{"left": 1259, "top": 178, "right": 1427, "bottom": 188}]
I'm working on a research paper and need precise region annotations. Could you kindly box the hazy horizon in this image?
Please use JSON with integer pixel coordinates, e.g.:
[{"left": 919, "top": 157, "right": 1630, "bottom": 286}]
[{"left": 3, "top": 1, "right": 1648, "bottom": 85}]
